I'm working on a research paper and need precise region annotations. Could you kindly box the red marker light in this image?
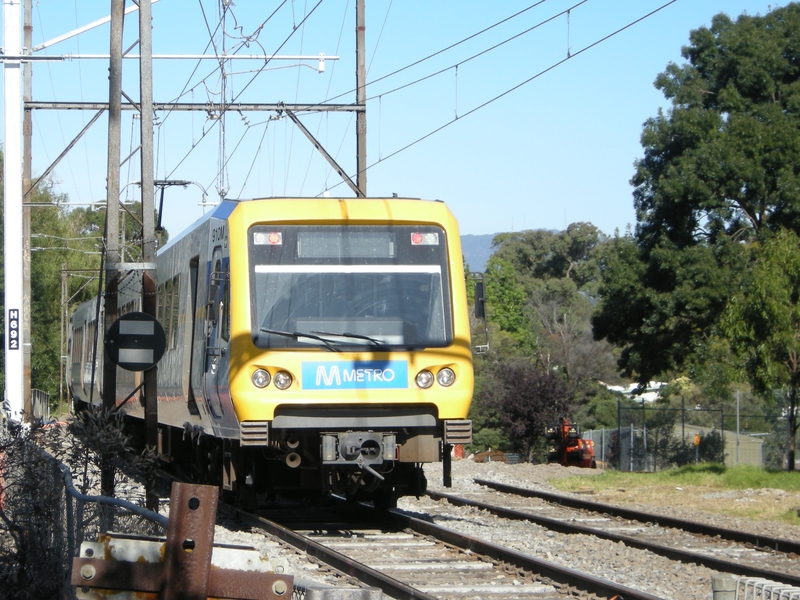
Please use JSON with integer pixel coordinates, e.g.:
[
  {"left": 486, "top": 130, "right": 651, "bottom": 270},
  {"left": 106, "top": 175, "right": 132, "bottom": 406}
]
[
  {"left": 267, "top": 232, "right": 282, "bottom": 245},
  {"left": 410, "top": 232, "right": 438, "bottom": 245}
]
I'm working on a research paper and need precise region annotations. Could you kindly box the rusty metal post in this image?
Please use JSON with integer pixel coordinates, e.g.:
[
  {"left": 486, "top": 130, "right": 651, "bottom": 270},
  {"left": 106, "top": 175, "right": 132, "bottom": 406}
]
[
  {"left": 160, "top": 482, "right": 217, "bottom": 599},
  {"left": 72, "top": 482, "right": 293, "bottom": 599}
]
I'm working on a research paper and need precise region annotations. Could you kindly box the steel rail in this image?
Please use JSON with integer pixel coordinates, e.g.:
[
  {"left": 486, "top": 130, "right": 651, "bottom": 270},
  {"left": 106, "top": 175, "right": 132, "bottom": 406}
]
[
  {"left": 384, "top": 507, "right": 664, "bottom": 600},
  {"left": 475, "top": 478, "right": 800, "bottom": 554},
  {"left": 235, "top": 499, "right": 666, "bottom": 600},
  {"left": 231, "top": 507, "right": 438, "bottom": 600},
  {"left": 428, "top": 487, "right": 800, "bottom": 588}
]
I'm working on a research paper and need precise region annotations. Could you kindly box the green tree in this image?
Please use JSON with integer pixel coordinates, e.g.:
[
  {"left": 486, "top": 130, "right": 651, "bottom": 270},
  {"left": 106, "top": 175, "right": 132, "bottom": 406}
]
[
  {"left": 593, "top": 232, "right": 744, "bottom": 384},
  {"left": 595, "top": 4, "right": 800, "bottom": 387},
  {"left": 484, "top": 256, "right": 533, "bottom": 351},
  {"left": 27, "top": 184, "right": 106, "bottom": 408},
  {"left": 477, "top": 359, "right": 571, "bottom": 461},
  {"left": 467, "top": 368, "right": 511, "bottom": 454},
  {"left": 491, "top": 222, "right": 605, "bottom": 293},
  {"left": 634, "top": 5, "right": 800, "bottom": 246},
  {"left": 722, "top": 229, "right": 800, "bottom": 470},
  {"left": 572, "top": 384, "right": 624, "bottom": 431}
]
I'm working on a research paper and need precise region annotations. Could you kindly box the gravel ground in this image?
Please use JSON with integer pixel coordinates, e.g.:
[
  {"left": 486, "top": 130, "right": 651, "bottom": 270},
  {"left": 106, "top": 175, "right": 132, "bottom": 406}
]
[
  {"left": 210, "top": 459, "right": 800, "bottom": 599},
  {"left": 44, "top": 414, "right": 796, "bottom": 600},
  {"left": 421, "top": 459, "right": 800, "bottom": 542}
]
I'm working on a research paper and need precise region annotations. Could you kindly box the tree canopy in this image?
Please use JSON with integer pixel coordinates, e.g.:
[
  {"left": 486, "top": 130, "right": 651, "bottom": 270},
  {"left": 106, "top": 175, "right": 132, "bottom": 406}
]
[
  {"left": 633, "top": 4, "right": 800, "bottom": 248},
  {"left": 595, "top": 3, "right": 800, "bottom": 384},
  {"left": 722, "top": 228, "right": 800, "bottom": 467}
]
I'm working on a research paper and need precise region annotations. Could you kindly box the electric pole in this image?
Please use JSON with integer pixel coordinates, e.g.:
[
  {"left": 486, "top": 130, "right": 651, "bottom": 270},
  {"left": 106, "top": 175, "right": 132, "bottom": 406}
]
[
  {"left": 139, "top": 0, "right": 160, "bottom": 512},
  {"left": 356, "top": 0, "right": 367, "bottom": 196},
  {"left": 101, "top": 0, "right": 124, "bottom": 502}
]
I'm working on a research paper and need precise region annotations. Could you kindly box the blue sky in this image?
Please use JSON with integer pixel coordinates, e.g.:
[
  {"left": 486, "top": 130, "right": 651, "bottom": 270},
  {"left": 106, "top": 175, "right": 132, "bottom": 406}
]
[{"left": 1, "top": 1, "right": 779, "bottom": 241}]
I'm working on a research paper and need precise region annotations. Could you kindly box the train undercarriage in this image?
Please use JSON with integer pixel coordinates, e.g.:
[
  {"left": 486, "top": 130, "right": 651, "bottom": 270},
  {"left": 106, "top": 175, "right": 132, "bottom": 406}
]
[{"left": 146, "top": 420, "right": 438, "bottom": 509}]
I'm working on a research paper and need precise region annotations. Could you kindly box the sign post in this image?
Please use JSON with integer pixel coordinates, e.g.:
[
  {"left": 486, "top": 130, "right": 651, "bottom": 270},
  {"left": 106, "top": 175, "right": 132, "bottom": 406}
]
[{"left": 104, "top": 312, "right": 166, "bottom": 372}]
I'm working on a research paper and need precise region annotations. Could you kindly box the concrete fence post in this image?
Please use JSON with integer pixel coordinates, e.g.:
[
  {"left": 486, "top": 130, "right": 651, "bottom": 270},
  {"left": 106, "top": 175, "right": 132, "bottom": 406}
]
[{"left": 711, "top": 574, "right": 737, "bottom": 600}]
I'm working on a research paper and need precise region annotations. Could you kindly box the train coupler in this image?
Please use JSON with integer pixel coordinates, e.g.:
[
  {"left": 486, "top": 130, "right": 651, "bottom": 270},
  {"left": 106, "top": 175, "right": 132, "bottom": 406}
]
[{"left": 321, "top": 431, "right": 396, "bottom": 466}]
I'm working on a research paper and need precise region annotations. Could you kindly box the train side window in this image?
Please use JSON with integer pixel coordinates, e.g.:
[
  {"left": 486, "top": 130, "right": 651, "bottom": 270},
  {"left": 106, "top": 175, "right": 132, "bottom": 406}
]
[
  {"left": 84, "top": 320, "right": 95, "bottom": 381},
  {"left": 220, "top": 262, "right": 230, "bottom": 342},
  {"left": 164, "top": 278, "right": 173, "bottom": 349},
  {"left": 170, "top": 275, "right": 181, "bottom": 349},
  {"left": 208, "top": 257, "right": 222, "bottom": 325},
  {"left": 72, "top": 326, "right": 83, "bottom": 365},
  {"left": 156, "top": 283, "right": 164, "bottom": 323}
]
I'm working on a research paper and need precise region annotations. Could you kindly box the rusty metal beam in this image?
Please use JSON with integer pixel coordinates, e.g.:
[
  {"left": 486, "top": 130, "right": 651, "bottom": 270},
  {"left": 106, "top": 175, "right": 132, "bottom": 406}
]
[{"left": 71, "top": 482, "right": 293, "bottom": 599}]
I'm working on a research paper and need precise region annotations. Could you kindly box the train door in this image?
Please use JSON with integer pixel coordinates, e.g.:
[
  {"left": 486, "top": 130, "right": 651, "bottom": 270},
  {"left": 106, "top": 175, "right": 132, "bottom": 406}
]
[
  {"left": 203, "top": 247, "right": 230, "bottom": 418},
  {"left": 185, "top": 257, "right": 201, "bottom": 415}
]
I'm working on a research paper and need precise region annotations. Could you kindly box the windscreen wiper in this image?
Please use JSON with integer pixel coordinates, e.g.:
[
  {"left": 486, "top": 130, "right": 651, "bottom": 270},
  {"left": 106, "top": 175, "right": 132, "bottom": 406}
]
[
  {"left": 310, "top": 330, "right": 388, "bottom": 348},
  {"left": 260, "top": 327, "right": 340, "bottom": 352}
]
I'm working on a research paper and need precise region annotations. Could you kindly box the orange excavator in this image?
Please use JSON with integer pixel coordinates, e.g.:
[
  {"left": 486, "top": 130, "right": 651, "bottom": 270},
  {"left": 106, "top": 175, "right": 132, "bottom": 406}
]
[{"left": 545, "top": 416, "right": 596, "bottom": 468}]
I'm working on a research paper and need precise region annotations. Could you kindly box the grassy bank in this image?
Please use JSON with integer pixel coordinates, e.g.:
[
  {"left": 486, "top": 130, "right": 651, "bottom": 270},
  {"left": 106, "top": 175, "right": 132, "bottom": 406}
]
[{"left": 550, "top": 464, "right": 800, "bottom": 525}]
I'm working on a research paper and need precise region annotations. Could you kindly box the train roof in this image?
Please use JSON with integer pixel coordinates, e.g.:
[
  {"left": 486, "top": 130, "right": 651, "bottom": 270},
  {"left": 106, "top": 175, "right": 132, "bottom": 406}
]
[
  {"left": 157, "top": 197, "right": 449, "bottom": 255},
  {"left": 158, "top": 199, "right": 240, "bottom": 254}
]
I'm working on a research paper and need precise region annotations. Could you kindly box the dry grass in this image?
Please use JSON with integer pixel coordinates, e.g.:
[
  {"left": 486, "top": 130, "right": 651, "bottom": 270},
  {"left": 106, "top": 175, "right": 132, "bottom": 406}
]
[{"left": 550, "top": 465, "right": 800, "bottom": 526}]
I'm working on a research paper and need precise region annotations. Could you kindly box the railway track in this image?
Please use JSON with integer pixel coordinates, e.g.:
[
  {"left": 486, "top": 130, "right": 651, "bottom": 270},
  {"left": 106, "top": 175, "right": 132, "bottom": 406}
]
[
  {"left": 474, "top": 479, "right": 800, "bottom": 554},
  {"left": 440, "top": 478, "right": 800, "bottom": 584},
  {"left": 36, "top": 426, "right": 799, "bottom": 599},
  {"left": 220, "top": 475, "right": 800, "bottom": 600},
  {"left": 231, "top": 499, "right": 664, "bottom": 600}
]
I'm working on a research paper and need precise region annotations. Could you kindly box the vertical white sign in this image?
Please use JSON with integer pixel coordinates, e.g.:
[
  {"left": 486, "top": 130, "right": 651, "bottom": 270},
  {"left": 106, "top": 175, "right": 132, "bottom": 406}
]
[{"left": 4, "top": 0, "right": 24, "bottom": 421}]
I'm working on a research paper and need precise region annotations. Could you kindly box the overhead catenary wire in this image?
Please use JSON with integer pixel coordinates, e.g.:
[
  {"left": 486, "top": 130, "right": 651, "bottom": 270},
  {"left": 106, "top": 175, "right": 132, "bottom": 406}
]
[
  {"left": 304, "top": 0, "right": 578, "bottom": 195},
  {"left": 362, "top": 0, "right": 590, "bottom": 104},
  {"left": 299, "top": 0, "right": 350, "bottom": 194},
  {"left": 35, "top": 2, "right": 84, "bottom": 204},
  {"left": 238, "top": 119, "right": 272, "bottom": 197},
  {"left": 73, "top": 0, "right": 96, "bottom": 205},
  {"left": 155, "top": 0, "right": 289, "bottom": 190},
  {"left": 320, "top": 0, "right": 393, "bottom": 194},
  {"left": 31, "top": 1, "right": 677, "bottom": 220},
  {"left": 323, "top": 0, "right": 680, "bottom": 194},
  {"left": 163, "top": 0, "right": 325, "bottom": 182},
  {"left": 284, "top": 0, "right": 311, "bottom": 195},
  {"left": 290, "top": 0, "right": 539, "bottom": 193},
  {"left": 321, "top": 0, "right": 551, "bottom": 105}
]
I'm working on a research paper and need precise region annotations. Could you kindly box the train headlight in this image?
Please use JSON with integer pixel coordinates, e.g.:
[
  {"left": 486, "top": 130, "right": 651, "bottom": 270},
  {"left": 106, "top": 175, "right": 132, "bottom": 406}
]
[
  {"left": 252, "top": 369, "right": 271, "bottom": 388},
  {"left": 437, "top": 367, "right": 455, "bottom": 387},
  {"left": 415, "top": 370, "right": 434, "bottom": 389},
  {"left": 274, "top": 370, "right": 293, "bottom": 390}
]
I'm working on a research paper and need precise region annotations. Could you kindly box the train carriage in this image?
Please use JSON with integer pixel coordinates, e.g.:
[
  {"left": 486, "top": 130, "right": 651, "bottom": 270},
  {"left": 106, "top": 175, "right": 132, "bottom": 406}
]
[{"left": 68, "top": 197, "right": 475, "bottom": 506}]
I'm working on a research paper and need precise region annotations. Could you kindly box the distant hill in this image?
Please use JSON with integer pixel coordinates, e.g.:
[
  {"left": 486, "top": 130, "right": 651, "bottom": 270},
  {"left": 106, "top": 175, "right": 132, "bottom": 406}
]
[{"left": 461, "top": 233, "right": 497, "bottom": 272}]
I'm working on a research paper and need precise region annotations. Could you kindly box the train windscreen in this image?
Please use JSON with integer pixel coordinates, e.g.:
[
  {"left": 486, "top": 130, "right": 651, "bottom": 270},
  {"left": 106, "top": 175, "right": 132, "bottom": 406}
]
[{"left": 249, "top": 225, "right": 452, "bottom": 349}]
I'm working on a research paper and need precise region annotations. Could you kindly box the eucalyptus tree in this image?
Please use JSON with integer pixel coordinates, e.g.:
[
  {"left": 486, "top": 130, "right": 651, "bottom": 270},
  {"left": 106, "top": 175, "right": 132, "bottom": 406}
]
[
  {"left": 723, "top": 229, "right": 800, "bottom": 470},
  {"left": 594, "top": 4, "right": 800, "bottom": 391}
]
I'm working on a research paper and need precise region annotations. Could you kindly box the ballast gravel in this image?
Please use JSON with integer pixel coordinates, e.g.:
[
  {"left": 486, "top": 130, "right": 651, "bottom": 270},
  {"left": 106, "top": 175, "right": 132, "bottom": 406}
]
[{"left": 206, "top": 460, "right": 800, "bottom": 600}]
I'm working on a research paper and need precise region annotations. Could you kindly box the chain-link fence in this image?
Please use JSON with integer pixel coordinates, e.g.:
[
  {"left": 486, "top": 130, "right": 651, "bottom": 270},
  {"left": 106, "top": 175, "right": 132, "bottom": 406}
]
[
  {"left": 0, "top": 421, "right": 165, "bottom": 599},
  {"left": 582, "top": 401, "right": 789, "bottom": 472}
]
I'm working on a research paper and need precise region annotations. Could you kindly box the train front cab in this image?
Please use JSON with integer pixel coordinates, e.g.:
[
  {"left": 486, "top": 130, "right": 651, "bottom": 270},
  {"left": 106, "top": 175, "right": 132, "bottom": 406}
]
[{"left": 222, "top": 198, "right": 475, "bottom": 504}]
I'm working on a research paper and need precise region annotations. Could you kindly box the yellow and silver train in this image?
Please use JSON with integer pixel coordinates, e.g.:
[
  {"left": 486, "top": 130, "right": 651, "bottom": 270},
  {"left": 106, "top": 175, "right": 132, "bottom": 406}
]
[{"left": 69, "top": 197, "right": 475, "bottom": 506}]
